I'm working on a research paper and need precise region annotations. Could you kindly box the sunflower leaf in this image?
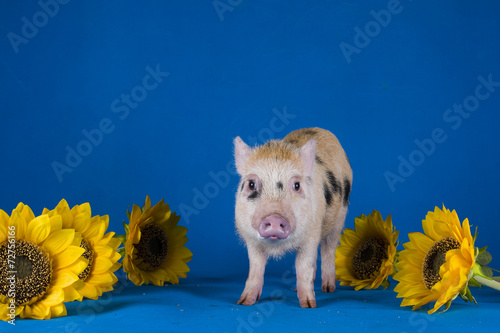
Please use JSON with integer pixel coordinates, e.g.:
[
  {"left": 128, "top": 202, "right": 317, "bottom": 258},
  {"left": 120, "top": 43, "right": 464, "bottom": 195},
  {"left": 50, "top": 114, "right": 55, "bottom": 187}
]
[
  {"left": 458, "top": 292, "right": 469, "bottom": 302},
  {"left": 117, "top": 247, "right": 126, "bottom": 258},
  {"left": 459, "top": 286, "right": 477, "bottom": 306},
  {"left": 126, "top": 205, "right": 131, "bottom": 220},
  {"left": 468, "top": 277, "right": 481, "bottom": 288},
  {"left": 381, "top": 279, "right": 390, "bottom": 290},
  {"left": 473, "top": 263, "right": 492, "bottom": 280},
  {"left": 481, "top": 266, "right": 493, "bottom": 278},
  {"left": 476, "top": 250, "right": 492, "bottom": 266},
  {"left": 464, "top": 287, "right": 478, "bottom": 306},
  {"left": 114, "top": 234, "right": 127, "bottom": 244},
  {"left": 439, "top": 299, "right": 453, "bottom": 313},
  {"left": 123, "top": 221, "right": 130, "bottom": 235}
]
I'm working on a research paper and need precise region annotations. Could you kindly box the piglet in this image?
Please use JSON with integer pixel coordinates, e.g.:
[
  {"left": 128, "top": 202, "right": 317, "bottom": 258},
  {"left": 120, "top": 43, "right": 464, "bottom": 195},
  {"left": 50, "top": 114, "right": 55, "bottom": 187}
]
[{"left": 234, "top": 127, "right": 352, "bottom": 308}]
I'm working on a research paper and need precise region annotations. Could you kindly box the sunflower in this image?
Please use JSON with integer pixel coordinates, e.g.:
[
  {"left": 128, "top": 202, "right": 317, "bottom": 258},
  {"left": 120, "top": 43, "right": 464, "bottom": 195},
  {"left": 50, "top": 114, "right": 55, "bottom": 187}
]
[
  {"left": 335, "top": 210, "right": 398, "bottom": 290},
  {"left": 0, "top": 203, "right": 87, "bottom": 320},
  {"left": 42, "top": 199, "right": 121, "bottom": 301},
  {"left": 393, "top": 205, "right": 476, "bottom": 314},
  {"left": 122, "top": 196, "right": 192, "bottom": 286}
]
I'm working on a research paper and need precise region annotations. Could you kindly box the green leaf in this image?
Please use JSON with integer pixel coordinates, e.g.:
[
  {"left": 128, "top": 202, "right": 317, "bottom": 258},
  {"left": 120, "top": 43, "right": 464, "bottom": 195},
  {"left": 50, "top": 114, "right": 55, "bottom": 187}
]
[
  {"left": 473, "top": 263, "right": 492, "bottom": 280},
  {"left": 439, "top": 299, "right": 453, "bottom": 313},
  {"left": 493, "top": 276, "right": 500, "bottom": 282},
  {"left": 123, "top": 221, "right": 130, "bottom": 235},
  {"left": 477, "top": 246, "right": 487, "bottom": 256},
  {"left": 468, "top": 277, "right": 481, "bottom": 288},
  {"left": 114, "top": 234, "right": 127, "bottom": 244},
  {"left": 460, "top": 286, "right": 478, "bottom": 306},
  {"left": 481, "top": 266, "right": 493, "bottom": 278},
  {"left": 476, "top": 250, "right": 492, "bottom": 266},
  {"left": 381, "top": 279, "right": 390, "bottom": 290},
  {"left": 458, "top": 292, "right": 469, "bottom": 302},
  {"left": 117, "top": 247, "right": 126, "bottom": 258}
]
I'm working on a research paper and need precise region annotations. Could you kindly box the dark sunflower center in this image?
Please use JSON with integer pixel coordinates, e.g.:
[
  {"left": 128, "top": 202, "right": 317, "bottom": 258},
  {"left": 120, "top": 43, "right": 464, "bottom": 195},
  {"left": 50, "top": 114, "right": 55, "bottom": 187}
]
[
  {"left": 78, "top": 238, "right": 94, "bottom": 282},
  {"left": 422, "top": 237, "right": 460, "bottom": 289},
  {"left": 0, "top": 239, "right": 52, "bottom": 305},
  {"left": 134, "top": 223, "right": 168, "bottom": 271},
  {"left": 352, "top": 237, "right": 388, "bottom": 280}
]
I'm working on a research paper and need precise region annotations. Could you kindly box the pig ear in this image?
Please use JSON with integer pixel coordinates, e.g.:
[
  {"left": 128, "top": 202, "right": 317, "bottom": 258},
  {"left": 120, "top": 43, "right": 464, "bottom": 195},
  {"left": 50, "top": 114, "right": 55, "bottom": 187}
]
[
  {"left": 234, "top": 136, "right": 252, "bottom": 175},
  {"left": 299, "top": 139, "right": 316, "bottom": 177}
]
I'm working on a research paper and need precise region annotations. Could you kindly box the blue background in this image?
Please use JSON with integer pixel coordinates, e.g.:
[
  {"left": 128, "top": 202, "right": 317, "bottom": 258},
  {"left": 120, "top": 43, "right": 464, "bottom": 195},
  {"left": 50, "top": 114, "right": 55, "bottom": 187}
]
[{"left": 1, "top": 0, "right": 499, "bottom": 331}]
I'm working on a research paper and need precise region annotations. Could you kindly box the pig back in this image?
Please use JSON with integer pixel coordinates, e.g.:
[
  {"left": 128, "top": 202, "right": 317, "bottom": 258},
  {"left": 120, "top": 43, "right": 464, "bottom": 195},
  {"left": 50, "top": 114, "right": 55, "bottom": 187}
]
[{"left": 284, "top": 127, "right": 352, "bottom": 236}]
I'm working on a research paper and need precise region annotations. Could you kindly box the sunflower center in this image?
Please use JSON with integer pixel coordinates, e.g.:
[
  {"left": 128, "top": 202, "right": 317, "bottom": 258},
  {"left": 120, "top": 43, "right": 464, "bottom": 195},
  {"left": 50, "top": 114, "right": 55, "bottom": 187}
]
[
  {"left": 78, "top": 239, "right": 94, "bottom": 282},
  {"left": 134, "top": 223, "right": 168, "bottom": 271},
  {"left": 0, "top": 239, "right": 52, "bottom": 305},
  {"left": 422, "top": 237, "right": 460, "bottom": 289},
  {"left": 352, "top": 237, "right": 388, "bottom": 280}
]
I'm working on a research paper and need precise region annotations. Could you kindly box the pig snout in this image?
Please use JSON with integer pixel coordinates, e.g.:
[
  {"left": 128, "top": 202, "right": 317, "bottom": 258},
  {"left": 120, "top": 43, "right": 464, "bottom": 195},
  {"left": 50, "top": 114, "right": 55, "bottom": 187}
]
[{"left": 258, "top": 215, "right": 291, "bottom": 240}]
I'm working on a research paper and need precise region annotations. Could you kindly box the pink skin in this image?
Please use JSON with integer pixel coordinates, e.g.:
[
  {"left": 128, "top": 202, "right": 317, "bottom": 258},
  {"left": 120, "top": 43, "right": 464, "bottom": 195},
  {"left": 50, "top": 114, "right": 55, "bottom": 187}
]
[
  {"left": 235, "top": 137, "right": 327, "bottom": 308},
  {"left": 237, "top": 245, "right": 267, "bottom": 305},
  {"left": 258, "top": 214, "right": 291, "bottom": 240}
]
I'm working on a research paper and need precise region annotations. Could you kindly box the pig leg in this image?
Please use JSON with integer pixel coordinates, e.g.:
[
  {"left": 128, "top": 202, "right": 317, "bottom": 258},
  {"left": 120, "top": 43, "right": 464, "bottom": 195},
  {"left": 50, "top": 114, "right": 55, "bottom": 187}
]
[
  {"left": 320, "top": 215, "right": 344, "bottom": 292},
  {"left": 295, "top": 243, "right": 319, "bottom": 308},
  {"left": 238, "top": 245, "right": 267, "bottom": 306}
]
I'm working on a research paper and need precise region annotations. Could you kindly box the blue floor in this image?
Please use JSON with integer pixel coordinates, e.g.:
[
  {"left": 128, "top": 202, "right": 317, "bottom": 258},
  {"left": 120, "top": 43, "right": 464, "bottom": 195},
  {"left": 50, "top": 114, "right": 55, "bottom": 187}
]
[{"left": 10, "top": 271, "right": 500, "bottom": 332}]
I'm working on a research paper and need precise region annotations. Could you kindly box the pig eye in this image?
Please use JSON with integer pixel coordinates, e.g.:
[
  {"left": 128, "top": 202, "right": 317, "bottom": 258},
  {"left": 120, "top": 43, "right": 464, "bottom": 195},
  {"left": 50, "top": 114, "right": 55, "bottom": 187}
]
[
  {"left": 248, "top": 180, "right": 256, "bottom": 190},
  {"left": 293, "top": 182, "right": 300, "bottom": 191}
]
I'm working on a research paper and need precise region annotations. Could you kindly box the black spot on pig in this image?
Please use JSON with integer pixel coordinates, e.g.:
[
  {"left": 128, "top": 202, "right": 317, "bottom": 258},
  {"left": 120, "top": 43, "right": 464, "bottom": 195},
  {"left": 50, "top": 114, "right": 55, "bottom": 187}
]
[
  {"left": 315, "top": 156, "right": 324, "bottom": 165},
  {"left": 277, "top": 182, "right": 283, "bottom": 190},
  {"left": 303, "top": 129, "right": 317, "bottom": 136},
  {"left": 248, "top": 190, "right": 261, "bottom": 200},
  {"left": 343, "top": 178, "right": 351, "bottom": 206},
  {"left": 286, "top": 139, "right": 298, "bottom": 145},
  {"left": 326, "top": 170, "right": 341, "bottom": 195},
  {"left": 323, "top": 183, "right": 332, "bottom": 206}
]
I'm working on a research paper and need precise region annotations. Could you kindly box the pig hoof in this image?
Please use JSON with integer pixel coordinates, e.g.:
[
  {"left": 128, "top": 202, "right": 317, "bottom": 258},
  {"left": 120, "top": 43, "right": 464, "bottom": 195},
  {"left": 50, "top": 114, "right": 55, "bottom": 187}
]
[
  {"left": 299, "top": 298, "right": 317, "bottom": 308},
  {"left": 237, "top": 293, "right": 260, "bottom": 306},
  {"left": 321, "top": 283, "right": 336, "bottom": 293}
]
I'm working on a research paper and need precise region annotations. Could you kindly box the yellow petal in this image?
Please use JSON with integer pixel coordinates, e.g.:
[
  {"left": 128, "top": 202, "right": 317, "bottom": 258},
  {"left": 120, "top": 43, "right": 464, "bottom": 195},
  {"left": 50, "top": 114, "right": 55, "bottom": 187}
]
[
  {"left": 39, "top": 287, "right": 64, "bottom": 307},
  {"left": 56, "top": 256, "right": 88, "bottom": 277},
  {"left": 71, "top": 202, "right": 91, "bottom": 216},
  {"left": 0, "top": 209, "right": 10, "bottom": 236},
  {"left": 52, "top": 271, "right": 80, "bottom": 288},
  {"left": 0, "top": 222, "right": 7, "bottom": 245},
  {"left": 78, "top": 283, "right": 101, "bottom": 300},
  {"left": 100, "top": 215, "right": 110, "bottom": 233},
  {"left": 55, "top": 199, "right": 70, "bottom": 211},
  {"left": 72, "top": 212, "right": 90, "bottom": 234},
  {"left": 86, "top": 272, "right": 117, "bottom": 286},
  {"left": 42, "top": 229, "right": 75, "bottom": 256},
  {"left": 10, "top": 209, "right": 26, "bottom": 239},
  {"left": 16, "top": 203, "right": 35, "bottom": 224},
  {"left": 85, "top": 218, "right": 106, "bottom": 241},
  {"left": 49, "top": 214, "right": 63, "bottom": 232},
  {"left": 52, "top": 245, "right": 86, "bottom": 269},
  {"left": 50, "top": 303, "right": 67, "bottom": 318},
  {"left": 92, "top": 257, "right": 114, "bottom": 274},
  {"left": 26, "top": 214, "right": 52, "bottom": 244},
  {"left": 27, "top": 302, "right": 51, "bottom": 320},
  {"left": 64, "top": 285, "right": 83, "bottom": 302},
  {"left": 129, "top": 204, "right": 143, "bottom": 223}
]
